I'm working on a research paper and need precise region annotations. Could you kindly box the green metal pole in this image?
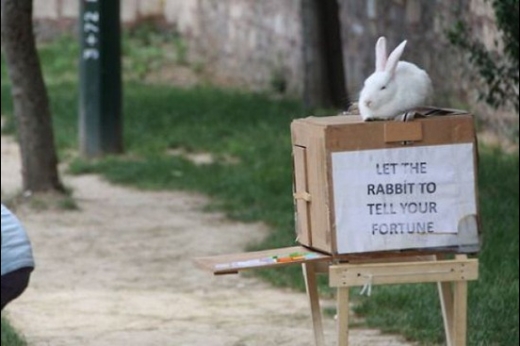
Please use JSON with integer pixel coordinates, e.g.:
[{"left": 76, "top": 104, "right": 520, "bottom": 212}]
[{"left": 79, "top": 0, "right": 123, "bottom": 158}]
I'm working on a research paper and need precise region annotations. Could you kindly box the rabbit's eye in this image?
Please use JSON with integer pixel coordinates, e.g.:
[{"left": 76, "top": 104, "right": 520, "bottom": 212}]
[{"left": 380, "top": 86, "right": 387, "bottom": 90}]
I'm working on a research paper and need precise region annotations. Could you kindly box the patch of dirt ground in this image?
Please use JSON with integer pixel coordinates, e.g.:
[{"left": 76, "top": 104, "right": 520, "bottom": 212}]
[{"left": 1, "top": 134, "right": 415, "bottom": 346}]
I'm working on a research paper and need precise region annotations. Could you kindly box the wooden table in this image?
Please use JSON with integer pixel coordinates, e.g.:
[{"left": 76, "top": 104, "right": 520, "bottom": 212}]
[{"left": 195, "top": 248, "right": 479, "bottom": 346}]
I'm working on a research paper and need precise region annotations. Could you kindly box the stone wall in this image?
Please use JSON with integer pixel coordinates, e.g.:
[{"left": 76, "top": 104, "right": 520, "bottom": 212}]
[
  {"left": 33, "top": 0, "right": 305, "bottom": 95},
  {"left": 179, "top": 0, "right": 304, "bottom": 95},
  {"left": 339, "top": 0, "right": 466, "bottom": 105},
  {"left": 32, "top": 0, "right": 514, "bottom": 129}
]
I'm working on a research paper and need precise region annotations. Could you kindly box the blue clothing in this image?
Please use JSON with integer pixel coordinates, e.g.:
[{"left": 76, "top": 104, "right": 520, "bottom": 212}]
[{"left": 1, "top": 204, "right": 35, "bottom": 276}]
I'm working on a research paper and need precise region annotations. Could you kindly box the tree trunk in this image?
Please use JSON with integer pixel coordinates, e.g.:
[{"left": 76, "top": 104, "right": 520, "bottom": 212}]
[
  {"left": 1, "top": 0, "right": 64, "bottom": 193},
  {"left": 302, "top": 0, "right": 348, "bottom": 109},
  {"left": 318, "top": 0, "right": 348, "bottom": 109}
]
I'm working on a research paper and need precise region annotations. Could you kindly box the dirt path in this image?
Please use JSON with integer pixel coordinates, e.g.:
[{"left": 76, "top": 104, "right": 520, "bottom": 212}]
[{"left": 1, "top": 134, "right": 414, "bottom": 346}]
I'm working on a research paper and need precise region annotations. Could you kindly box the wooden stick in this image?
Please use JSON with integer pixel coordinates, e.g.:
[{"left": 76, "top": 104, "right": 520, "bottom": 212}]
[
  {"left": 302, "top": 262, "right": 325, "bottom": 346},
  {"left": 453, "top": 280, "right": 468, "bottom": 345},
  {"left": 436, "top": 253, "right": 455, "bottom": 346},
  {"left": 438, "top": 281, "right": 455, "bottom": 346},
  {"left": 337, "top": 287, "right": 350, "bottom": 346},
  {"left": 453, "top": 255, "right": 469, "bottom": 346}
]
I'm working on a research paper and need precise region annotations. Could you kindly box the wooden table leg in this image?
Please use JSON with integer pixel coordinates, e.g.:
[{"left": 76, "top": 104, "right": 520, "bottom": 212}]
[
  {"left": 337, "top": 287, "right": 349, "bottom": 346},
  {"left": 438, "top": 281, "right": 454, "bottom": 346},
  {"left": 453, "top": 280, "right": 468, "bottom": 346},
  {"left": 303, "top": 262, "right": 325, "bottom": 346},
  {"left": 438, "top": 254, "right": 469, "bottom": 346},
  {"left": 453, "top": 255, "right": 468, "bottom": 346}
]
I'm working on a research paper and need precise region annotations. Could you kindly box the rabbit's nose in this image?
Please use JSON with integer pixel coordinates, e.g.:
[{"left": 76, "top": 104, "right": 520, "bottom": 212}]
[{"left": 364, "top": 100, "right": 372, "bottom": 108}]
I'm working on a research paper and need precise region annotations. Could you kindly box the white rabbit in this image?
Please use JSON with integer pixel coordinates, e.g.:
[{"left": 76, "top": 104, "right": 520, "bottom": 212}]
[{"left": 359, "top": 36, "right": 433, "bottom": 121}]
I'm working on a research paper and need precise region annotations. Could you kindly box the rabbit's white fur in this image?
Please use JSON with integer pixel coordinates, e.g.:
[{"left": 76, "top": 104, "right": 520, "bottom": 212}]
[{"left": 359, "top": 37, "right": 433, "bottom": 121}]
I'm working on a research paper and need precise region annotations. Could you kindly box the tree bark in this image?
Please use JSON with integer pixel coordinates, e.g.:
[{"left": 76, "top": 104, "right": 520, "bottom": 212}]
[
  {"left": 318, "top": 0, "right": 348, "bottom": 109},
  {"left": 302, "top": 0, "right": 348, "bottom": 109},
  {"left": 1, "top": 0, "right": 64, "bottom": 193}
]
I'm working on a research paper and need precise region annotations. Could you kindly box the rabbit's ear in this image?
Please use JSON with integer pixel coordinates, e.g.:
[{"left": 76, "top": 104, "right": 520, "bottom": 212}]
[
  {"left": 375, "top": 36, "right": 387, "bottom": 72},
  {"left": 385, "top": 40, "right": 407, "bottom": 74}
]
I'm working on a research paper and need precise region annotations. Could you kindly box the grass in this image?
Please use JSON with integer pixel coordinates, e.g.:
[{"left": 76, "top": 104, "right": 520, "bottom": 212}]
[
  {"left": 1, "top": 318, "right": 26, "bottom": 346},
  {"left": 2, "top": 32, "right": 519, "bottom": 345}
]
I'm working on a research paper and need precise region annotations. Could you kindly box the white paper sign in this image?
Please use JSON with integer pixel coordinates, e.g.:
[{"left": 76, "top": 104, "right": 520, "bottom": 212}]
[{"left": 332, "top": 143, "right": 477, "bottom": 254}]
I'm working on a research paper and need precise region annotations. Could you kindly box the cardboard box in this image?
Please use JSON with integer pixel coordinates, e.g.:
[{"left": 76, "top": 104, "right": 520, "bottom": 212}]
[{"left": 291, "top": 109, "right": 480, "bottom": 256}]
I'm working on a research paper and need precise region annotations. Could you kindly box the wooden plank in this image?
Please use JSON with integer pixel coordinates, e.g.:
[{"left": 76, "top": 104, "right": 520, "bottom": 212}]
[
  {"left": 337, "top": 287, "right": 350, "bottom": 346},
  {"left": 302, "top": 263, "right": 325, "bottom": 346},
  {"left": 438, "top": 281, "right": 455, "bottom": 346},
  {"left": 329, "top": 258, "right": 478, "bottom": 287},
  {"left": 332, "top": 247, "right": 478, "bottom": 262},
  {"left": 437, "top": 253, "right": 455, "bottom": 346},
  {"left": 347, "top": 254, "right": 436, "bottom": 265},
  {"left": 453, "top": 280, "right": 468, "bottom": 345},
  {"left": 194, "top": 246, "right": 331, "bottom": 275}
]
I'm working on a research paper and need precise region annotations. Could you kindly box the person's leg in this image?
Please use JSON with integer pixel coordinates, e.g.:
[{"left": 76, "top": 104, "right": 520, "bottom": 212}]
[{"left": 1, "top": 267, "right": 33, "bottom": 310}]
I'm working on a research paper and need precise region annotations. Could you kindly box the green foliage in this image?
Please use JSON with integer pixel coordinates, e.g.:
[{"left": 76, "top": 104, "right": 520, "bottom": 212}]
[
  {"left": 123, "top": 19, "right": 189, "bottom": 80},
  {"left": 37, "top": 35, "right": 80, "bottom": 86},
  {"left": 448, "top": 0, "right": 519, "bottom": 112},
  {"left": 1, "top": 318, "right": 27, "bottom": 346}
]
